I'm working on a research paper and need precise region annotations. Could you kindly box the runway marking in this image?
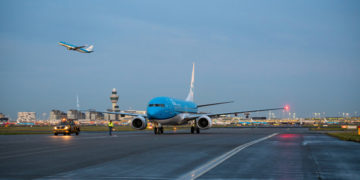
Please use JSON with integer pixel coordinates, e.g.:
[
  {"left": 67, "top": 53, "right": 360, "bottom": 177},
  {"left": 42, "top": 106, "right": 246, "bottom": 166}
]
[
  {"left": 42, "top": 176, "right": 173, "bottom": 179},
  {"left": 177, "top": 132, "right": 279, "bottom": 180}
]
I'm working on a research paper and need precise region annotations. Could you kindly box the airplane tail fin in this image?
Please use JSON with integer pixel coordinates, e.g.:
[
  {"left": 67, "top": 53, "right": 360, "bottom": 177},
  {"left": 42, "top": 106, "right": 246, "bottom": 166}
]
[
  {"left": 84, "top": 45, "right": 94, "bottom": 52},
  {"left": 185, "top": 63, "right": 195, "bottom": 102}
]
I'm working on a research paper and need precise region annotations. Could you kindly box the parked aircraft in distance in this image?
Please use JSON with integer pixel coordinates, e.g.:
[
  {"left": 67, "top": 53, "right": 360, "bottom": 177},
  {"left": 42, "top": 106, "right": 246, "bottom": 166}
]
[
  {"left": 58, "top": 41, "right": 94, "bottom": 53},
  {"left": 93, "top": 63, "right": 289, "bottom": 134}
]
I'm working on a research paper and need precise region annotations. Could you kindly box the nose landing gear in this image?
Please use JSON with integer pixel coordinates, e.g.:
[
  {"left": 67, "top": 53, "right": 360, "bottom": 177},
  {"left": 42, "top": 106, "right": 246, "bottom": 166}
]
[
  {"left": 190, "top": 126, "right": 200, "bottom": 134},
  {"left": 154, "top": 124, "right": 164, "bottom": 135}
]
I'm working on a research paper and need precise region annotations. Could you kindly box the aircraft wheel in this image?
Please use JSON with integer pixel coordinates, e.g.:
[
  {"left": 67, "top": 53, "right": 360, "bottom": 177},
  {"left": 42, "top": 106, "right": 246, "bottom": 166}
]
[
  {"left": 196, "top": 127, "right": 200, "bottom": 134},
  {"left": 191, "top": 126, "right": 194, "bottom": 134},
  {"left": 76, "top": 132, "right": 79, "bottom": 136},
  {"left": 154, "top": 127, "right": 158, "bottom": 134},
  {"left": 54, "top": 133, "right": 58, "bottom": 136}
]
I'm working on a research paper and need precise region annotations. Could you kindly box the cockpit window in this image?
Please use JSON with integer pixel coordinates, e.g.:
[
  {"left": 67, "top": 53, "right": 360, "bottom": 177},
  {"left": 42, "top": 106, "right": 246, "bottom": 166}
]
[{"left": 149, "top": 104, "right": 165, "bottom": 107}]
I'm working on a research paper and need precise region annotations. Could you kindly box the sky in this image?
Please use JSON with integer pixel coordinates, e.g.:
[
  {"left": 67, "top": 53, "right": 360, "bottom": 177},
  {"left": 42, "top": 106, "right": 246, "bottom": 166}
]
[{"left": 1, "top": 0, "right": 359, "bottom": 120}]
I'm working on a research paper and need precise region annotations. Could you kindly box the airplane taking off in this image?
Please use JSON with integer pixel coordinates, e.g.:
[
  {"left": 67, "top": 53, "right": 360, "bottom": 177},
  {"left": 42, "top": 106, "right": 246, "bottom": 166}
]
[
  {"left": 99, "top": 63, "right": 289, "bottom": 134},
  {"left": 58, "top": 41, "right": 94, "bottom": 53}
]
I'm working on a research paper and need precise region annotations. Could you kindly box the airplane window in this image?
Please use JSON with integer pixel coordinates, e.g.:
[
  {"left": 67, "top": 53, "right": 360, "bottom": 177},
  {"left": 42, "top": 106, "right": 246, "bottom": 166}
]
[{"left": 149, "top": 104, "right": 165, "bottom": 107}]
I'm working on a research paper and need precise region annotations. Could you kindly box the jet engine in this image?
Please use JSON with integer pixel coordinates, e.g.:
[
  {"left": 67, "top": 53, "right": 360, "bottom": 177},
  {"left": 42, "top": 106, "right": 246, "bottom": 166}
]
[
  {"left": 131, "top": 116, "right": 147, "bottom": 130},
  {"left": 196, "top": 115, "right": 212, "bottom": 129}
]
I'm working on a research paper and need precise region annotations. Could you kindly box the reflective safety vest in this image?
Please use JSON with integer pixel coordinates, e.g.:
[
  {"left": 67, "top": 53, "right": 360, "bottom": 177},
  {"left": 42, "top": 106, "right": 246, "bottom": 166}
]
[{"left": 108, "top": 122, "right": 114, "bottom": 127}]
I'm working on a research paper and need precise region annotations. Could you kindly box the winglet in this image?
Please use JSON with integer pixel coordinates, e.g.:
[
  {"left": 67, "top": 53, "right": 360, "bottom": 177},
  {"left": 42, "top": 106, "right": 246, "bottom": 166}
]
[{"left": 185, "top": 63, "right": 195, "bottom": 102}]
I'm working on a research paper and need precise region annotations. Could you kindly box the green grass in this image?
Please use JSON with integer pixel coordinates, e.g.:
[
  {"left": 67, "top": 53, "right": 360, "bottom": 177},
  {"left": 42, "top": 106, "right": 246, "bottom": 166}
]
[
  {"left": 0, "top": 126, "right": 53, "bottom": 135},
  {"left": 0, "top": 125, "right": 192, "bottom": 135},
  {"left": 310, "top": 127, "right": 346, "bottom": 131},
  {"left": 328, "top": 131, "right": 360, "bottom": 142}
]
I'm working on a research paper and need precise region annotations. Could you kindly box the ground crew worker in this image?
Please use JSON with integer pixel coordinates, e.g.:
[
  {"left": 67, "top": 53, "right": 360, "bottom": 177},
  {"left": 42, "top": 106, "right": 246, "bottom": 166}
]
[{"left": 108, "top": 120, "right": 114, "bottom": 136}]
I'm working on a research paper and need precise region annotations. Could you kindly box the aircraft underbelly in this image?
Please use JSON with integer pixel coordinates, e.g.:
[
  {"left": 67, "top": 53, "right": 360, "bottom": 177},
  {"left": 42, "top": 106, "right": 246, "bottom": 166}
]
[{"left": 152, "top": 114, "right": 187, "bottom": 125}]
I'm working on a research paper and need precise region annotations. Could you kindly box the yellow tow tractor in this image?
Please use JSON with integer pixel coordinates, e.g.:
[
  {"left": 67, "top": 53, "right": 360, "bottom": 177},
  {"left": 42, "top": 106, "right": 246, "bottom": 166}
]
[{"left": 53, "top": 118, "right": 80, "bottom": 136}]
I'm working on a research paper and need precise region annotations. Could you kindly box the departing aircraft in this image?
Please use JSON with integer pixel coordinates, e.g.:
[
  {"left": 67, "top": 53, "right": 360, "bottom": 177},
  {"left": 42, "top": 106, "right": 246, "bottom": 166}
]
[
  {"left": 58, "top": 41, "right": 94, "bottom": 53},
  {"left": 97, "top": 63, "right": 288, "bottom": 134}
]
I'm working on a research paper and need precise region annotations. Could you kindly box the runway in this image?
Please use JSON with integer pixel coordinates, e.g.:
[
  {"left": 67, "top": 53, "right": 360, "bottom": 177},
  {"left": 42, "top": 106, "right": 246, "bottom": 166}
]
[{"left": 0, "top": 128, "right": 359, "bottom": 179}]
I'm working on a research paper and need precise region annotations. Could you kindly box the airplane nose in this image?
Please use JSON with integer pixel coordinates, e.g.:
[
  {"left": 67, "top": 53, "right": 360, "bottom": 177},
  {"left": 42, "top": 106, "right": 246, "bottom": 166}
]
[{"left": 147, "top": 109, "right": 159, "bottom": 118}]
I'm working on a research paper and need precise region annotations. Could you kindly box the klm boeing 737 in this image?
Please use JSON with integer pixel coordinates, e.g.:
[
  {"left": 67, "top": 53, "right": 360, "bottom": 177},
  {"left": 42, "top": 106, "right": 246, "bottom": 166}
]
[
  {"left": 58, "top": 41, "right": 94, "bottom": 53},
  {"left": 101, "top": 63, "right": 289, "bottom": 134}
]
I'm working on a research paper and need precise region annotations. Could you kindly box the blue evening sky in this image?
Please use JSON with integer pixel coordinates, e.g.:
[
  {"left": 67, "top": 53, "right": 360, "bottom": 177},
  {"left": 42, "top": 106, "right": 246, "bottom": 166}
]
[{"left": 1, "top": 0, "right": 359, "bottom": 119}]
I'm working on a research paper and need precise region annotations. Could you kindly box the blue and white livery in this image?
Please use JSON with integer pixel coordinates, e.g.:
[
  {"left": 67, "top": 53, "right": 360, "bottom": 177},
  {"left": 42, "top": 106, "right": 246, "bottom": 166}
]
[
  {"left": 101, "top": 63, "right": 287, "bottom": 134},
  {"left": 59, "top": 41, "right": 94, "bottom": 53}
]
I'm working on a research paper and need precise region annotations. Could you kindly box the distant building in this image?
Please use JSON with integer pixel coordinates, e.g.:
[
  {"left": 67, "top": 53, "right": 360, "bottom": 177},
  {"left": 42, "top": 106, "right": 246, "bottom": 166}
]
[
  {"left": 17, "top": 112, "right": 36, "bottom": 123},
  {"left": 103, "top": 88, "right": 146, "bottom": 121},
  {"left": 0, "top": 113, "right": 9, "bottom": 124},
  {"left": 110, "top": 88, "right": 120, "bottom": 111},
  {"left": 67, "top": 110, "right": 85, "bottom": 119},
  {"left": 108, "top": 88, "right": 120, "bottom": 120},
  {"left": 50, "top": 110, "right": 67, "bottom": 121},
  {"left": 85, "top": 111, "right": 103, "bottom": 120}
]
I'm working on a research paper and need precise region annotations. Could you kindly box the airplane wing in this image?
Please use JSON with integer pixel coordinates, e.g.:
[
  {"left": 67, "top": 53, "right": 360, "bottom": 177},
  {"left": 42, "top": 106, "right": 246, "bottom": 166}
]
[
  {"left": 102, "top": 111, "right": 147, "bottom": 118},
  {"left": 197, "top": 101, "right": 234, "bottom": 108},
  {"left": 184, "top": 106, "right": 287, "bottom": 121},
  {"left": 81, "top": 110, "right": 147, "bottom": 119},
  {"left": 58, "top": 42, "right": 85, "bottom": 50},
  {"left": 206, "top": 107, "right": 285, "bottom": 118},
  {"left": 73, "top": 46, "right": 86, "bottom": 50}
]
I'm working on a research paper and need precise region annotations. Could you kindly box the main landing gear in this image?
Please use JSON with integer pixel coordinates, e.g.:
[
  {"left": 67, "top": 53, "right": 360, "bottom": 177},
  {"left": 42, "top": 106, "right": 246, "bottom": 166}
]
[
  {"left": 190, "top": 126, "right": 200, "bottom": 134},
  {"left": 154, "top": 126, "right": 164, "bottom": 135}
]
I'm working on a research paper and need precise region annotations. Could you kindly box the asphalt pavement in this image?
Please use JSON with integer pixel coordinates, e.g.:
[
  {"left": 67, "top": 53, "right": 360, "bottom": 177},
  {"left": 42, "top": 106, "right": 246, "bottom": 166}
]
[{"left": 0, "top": 128, "right": 359, "bottom": 179}]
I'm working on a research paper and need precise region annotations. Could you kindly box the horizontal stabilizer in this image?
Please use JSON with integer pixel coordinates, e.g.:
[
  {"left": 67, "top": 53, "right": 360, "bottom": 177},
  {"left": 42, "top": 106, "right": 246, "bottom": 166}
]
[
  {"left": 197, "top": 101, "right": 234, "bottom": 108},
  {"left": 84, "top": 45, "right": 94, "bottom": 52}
]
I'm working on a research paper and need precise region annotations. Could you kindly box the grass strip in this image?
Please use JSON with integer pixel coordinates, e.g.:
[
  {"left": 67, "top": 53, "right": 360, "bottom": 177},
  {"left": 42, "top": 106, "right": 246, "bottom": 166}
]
[
  {"left": 328, "top": 131, "right": 360, "bottom": 142},
  {"left": 310, "top": 127, "right": 346, "bottom": 131}
]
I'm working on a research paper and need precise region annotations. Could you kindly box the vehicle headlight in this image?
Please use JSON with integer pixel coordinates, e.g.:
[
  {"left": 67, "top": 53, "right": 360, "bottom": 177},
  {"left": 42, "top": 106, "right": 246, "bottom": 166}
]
[
  {"left": 65, "top": 126, "right": 69, "bottom": 129},
  {"left": 54, "top": 127, "right": 57, "bottom": 130}
]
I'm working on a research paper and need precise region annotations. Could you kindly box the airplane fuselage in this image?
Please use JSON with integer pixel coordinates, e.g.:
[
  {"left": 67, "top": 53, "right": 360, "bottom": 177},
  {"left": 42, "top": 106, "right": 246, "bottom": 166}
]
[
  {"left": 58, "top": 41, "right": 93, "bottom": 53},
  {"left": 146, "top": 97, "right": 197, "bottom": 125}
]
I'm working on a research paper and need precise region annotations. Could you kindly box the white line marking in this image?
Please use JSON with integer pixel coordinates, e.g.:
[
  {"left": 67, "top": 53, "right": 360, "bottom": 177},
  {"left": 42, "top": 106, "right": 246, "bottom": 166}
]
[
  {"left": 41, "top": 176, "right": 172, "bottom": 180},
  {"left": 177, "top": 133, "right": 278, "bottom": 180}
]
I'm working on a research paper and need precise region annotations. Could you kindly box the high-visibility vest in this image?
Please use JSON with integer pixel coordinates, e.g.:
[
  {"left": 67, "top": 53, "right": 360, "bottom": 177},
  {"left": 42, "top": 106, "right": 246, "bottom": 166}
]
[{"left": 108, "top": 122, "right": 114, "bottom": 127}]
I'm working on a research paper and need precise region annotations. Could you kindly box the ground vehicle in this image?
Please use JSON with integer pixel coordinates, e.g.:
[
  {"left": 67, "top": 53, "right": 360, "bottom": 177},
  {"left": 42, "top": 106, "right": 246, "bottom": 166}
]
[{"left": 53, "top": 119, "right": 80, "bottom": 136}]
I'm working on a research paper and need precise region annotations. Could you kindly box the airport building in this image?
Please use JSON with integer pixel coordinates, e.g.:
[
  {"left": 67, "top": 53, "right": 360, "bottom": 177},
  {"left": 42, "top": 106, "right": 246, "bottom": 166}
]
[
  {"left": 49, "top": 110, "right": 67, "bottom": 124},
  {"left": 85, "top": 111, "right": 104, "bottom": 120},
  {"left": 67, "top": 110, "right": 85, "bottom": 119},
  {"left": 107, "top": 88, "right": 121, "bottom": 120},
  {"left": 17, "top": 112, "right": 36, "bottom": 123},
  {"left": 0, "top": 113, "right": 9, "bottom": 124}
]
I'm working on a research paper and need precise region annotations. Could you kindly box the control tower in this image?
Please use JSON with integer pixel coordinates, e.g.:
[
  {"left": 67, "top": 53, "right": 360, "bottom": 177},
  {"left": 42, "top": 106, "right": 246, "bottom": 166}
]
[{"left": 110, "top": 88, "right": 120, "bottom": 112}]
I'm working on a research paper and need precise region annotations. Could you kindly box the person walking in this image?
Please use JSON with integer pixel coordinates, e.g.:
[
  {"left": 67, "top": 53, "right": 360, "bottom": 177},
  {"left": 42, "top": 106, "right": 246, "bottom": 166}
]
[{"left": 108, "top": 120, "right": 114, "bottom": 136}]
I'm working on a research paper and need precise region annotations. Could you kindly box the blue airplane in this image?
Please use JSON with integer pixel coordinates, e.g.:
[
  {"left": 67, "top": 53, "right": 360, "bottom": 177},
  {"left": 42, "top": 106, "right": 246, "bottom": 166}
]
[
  {"left": 102, "top": 63, "right": 287, "bottom": 134},
  {"left": 58, "top": 41, "right": 94, "bottom": 53}
]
